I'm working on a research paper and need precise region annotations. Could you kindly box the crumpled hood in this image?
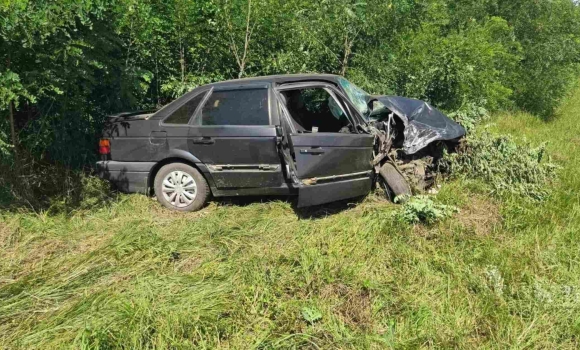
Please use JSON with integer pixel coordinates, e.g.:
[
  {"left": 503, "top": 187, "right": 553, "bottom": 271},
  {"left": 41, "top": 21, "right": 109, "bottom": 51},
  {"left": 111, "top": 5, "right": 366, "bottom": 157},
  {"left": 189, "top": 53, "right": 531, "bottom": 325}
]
[{"left": 373, "top": 96, "right": 466, "bottom": 154}]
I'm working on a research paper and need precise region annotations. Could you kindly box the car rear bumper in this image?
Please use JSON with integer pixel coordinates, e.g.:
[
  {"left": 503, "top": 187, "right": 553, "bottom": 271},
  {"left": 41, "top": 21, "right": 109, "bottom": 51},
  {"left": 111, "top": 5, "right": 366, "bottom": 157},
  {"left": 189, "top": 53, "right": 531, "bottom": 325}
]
[{"left": 96, "top": 161, "right": 155, "bottom": 193}]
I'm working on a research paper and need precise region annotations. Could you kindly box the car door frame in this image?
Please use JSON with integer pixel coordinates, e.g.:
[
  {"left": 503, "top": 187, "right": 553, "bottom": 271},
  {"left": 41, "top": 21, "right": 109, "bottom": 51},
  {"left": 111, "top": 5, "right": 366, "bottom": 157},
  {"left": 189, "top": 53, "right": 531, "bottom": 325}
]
[
  {"left": 182, "top": 83, "right": 289, "bottom": 195},
  {"left": 274, "top": 82, "right": 375, "bottom": 207}
]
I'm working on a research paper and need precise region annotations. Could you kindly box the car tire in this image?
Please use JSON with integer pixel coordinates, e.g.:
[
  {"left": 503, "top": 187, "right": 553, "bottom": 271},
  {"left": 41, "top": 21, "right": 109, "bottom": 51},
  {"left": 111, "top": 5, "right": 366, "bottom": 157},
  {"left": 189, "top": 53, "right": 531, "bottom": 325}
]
[
  {"left": 379, "top": 163, "right": 411, "bottom": 201},
  {"left": 154, "top": 163, "right": 210, "bottom": 212}
]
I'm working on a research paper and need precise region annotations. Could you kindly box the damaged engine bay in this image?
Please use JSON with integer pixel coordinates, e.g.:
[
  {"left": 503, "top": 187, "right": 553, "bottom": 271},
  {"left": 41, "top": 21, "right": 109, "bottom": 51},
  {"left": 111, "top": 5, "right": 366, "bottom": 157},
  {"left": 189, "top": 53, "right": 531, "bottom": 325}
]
[{"left": 365, "top": 96, "right": 466, "bottom": 197}]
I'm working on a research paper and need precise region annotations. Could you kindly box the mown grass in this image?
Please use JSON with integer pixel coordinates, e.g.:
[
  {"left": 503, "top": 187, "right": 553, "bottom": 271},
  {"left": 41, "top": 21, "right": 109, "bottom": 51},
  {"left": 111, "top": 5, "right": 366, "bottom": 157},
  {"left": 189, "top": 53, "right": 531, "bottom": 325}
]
[{"left": 1, "top": 89, "right": 580, "bottom": 349}]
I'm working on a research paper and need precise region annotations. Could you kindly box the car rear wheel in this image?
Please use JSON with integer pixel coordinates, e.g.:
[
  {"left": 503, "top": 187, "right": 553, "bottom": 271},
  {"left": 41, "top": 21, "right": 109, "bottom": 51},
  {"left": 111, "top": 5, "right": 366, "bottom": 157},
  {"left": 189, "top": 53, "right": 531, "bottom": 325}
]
[
  {"left": 379, "top": 162, "right": 412, "bottom": 201},
  {"left": 154, "top": 163, "right": 209, "bottom": 212}
]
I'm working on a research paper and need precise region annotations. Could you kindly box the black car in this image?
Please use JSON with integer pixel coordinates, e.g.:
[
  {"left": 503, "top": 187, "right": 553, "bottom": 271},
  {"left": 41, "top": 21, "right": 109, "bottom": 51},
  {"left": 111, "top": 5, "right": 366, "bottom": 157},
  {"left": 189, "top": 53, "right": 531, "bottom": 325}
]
[{"left": 97, "top": 74, "right": 465, "bottom": 211}]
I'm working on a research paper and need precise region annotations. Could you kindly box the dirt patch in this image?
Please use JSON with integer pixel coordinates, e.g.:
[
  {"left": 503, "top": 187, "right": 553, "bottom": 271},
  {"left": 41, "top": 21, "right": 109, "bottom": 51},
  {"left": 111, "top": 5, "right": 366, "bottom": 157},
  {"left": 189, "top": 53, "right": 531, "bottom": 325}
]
[
  {"left": 455, "top": 196, "right": 501, "bottom": 235},
  {"left": 149, "top": 196, "right": 215, "bottom": 220},
  {"left": 320, "top": 283, "right": 374, "bottom": 331},
  {"left": 548, "top": 151, "right": 570, "bottom": 163}
]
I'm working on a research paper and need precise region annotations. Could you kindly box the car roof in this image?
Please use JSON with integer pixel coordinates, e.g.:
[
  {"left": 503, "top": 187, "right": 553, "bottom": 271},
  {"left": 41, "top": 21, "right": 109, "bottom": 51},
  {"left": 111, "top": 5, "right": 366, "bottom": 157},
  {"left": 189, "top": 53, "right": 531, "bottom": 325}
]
[
  {"left": 206, "top": 73, "right": 343, "bottom": 88},
  {"left": 152, "top": 74, "right": 344, "bottom": 120}
]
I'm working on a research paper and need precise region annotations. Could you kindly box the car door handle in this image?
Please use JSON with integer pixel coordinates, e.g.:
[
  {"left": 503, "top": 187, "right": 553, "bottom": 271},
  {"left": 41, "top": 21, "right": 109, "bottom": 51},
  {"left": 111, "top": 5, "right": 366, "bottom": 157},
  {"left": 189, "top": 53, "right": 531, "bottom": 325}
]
[
  {"left": 300, "top": 149, "right": 325, "bottom": 155},
  {"left": 191, "top": 137, "right": 215, "bottom": 145}
]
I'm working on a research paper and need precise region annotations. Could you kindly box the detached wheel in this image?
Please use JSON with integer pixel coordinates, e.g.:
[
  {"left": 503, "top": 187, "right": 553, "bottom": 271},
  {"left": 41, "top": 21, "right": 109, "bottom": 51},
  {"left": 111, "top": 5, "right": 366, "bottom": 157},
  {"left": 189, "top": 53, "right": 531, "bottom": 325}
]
[
  {"left": 154, "top": 163, "right": 210, "bottom": 212},
  {"left": 379, "top": 163, "right": 411, "bottom": 201}
]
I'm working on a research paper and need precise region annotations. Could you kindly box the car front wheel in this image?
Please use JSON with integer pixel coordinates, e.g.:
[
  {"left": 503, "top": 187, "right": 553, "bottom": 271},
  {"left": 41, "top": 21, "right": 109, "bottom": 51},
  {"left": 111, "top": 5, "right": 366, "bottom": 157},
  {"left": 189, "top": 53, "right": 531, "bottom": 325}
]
[
  {"left": 379, "top": 162, "right": 412, "bottom": 201},
  {"left": 154, "top": 163, "right": 210, "bottom": 212}
]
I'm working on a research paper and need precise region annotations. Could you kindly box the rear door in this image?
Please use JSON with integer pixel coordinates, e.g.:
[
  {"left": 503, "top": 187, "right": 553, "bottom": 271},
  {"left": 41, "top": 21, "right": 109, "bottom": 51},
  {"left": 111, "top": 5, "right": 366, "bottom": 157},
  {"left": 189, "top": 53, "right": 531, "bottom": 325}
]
[
  {"left": 277, "top": 84, "right": 374, "bottom": 207},
  {"left": 187, "top": 85, "right": 285, "bottom": 189}
]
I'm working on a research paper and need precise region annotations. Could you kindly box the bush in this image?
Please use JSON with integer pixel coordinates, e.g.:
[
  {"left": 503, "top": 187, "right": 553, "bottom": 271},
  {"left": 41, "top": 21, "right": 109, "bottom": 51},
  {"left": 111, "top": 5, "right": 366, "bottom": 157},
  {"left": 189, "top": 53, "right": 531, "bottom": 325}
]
[
  {"left": 448, "top": 102, "right": 490, "bottom": 132},
  {"left": 396, "top": 195, "right": 458, "bottom": 225},
  {"left": 443, "top": 130, "right": 557, "bottom": 200},
  {"left": 507, "top": 0, "right": 580, "bottom": 117}
]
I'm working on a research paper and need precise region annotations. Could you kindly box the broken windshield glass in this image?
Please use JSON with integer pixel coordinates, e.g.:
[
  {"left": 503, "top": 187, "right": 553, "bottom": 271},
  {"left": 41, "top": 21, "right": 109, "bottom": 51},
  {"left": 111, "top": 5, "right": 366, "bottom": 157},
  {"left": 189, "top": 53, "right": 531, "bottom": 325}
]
[{"left": 338, "top": 78, "right": 371, "bottom": 119}]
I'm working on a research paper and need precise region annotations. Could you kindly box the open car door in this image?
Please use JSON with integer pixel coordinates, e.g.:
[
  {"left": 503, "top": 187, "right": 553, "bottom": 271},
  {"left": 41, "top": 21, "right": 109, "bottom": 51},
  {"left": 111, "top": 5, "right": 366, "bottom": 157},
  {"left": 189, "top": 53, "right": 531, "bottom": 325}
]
[
  {"left": 290, "top": 133, "right": 374, "bottom": 207},
  {"left": 277, "top": 83, "right": 375, "bottom": 207}
]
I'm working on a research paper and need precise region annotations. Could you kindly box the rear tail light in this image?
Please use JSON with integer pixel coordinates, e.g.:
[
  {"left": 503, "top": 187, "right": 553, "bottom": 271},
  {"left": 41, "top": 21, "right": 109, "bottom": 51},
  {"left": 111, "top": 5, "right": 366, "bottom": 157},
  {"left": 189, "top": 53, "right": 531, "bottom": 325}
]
[{"left": 99, "top": 139, "right": 110, "bottom": 155}]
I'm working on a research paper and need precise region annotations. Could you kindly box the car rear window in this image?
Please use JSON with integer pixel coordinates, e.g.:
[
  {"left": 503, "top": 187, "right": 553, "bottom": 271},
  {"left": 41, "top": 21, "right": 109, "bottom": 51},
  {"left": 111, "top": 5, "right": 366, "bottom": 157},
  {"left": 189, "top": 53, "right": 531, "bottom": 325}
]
[
  {"left": 164, "top": 92, "right": 206, "bottom": 124},
  {"left": 199, "top": 88, "right": 269, "bottom": 126}
]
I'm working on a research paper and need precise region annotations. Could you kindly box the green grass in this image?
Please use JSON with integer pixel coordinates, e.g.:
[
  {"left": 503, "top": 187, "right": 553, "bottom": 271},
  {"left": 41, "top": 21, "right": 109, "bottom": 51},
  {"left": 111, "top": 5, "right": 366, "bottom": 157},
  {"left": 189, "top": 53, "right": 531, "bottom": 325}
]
[{"left": 2, "top": 89, "right": 580, "bottom": 349}]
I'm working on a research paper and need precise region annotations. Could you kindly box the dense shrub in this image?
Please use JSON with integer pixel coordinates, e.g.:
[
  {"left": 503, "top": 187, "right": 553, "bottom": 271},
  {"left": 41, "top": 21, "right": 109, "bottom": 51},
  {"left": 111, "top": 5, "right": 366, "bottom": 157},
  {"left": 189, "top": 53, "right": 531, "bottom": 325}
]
[
  {"left": 358, "top": 17, "right": 521, "bottom": 112},
  {"left": 508, "top": 0, "right": 580, "bottom": 118},
  {"left": 443, "top": 130, "right": 557, "bottom": 200}
]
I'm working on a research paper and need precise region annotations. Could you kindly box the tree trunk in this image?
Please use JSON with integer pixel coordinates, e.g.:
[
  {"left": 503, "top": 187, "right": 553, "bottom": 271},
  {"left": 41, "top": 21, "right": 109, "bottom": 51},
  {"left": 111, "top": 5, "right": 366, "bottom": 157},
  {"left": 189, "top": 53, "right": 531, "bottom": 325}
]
[
  {"left": 340, "top": 35, "right": 353, "bottom": 76},
  {"left": 238, "top": 0, "right": 252, "bottom": 78}
]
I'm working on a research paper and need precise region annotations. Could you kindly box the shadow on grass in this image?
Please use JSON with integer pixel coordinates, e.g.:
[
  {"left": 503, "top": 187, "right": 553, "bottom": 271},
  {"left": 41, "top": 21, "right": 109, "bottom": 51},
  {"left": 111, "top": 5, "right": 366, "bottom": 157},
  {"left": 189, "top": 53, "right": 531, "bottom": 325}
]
[
  {"left": 1, "top": 169, "right": 367, "bottom": 219},
  {"left": 210, "top": 195, "right": 366, "bottom": 220},
  {"left": 0, "top": 158, "right": 368, "bottom": 219},
  {"left": 0, "top": 164, "right": 118, "bottom": 215}
]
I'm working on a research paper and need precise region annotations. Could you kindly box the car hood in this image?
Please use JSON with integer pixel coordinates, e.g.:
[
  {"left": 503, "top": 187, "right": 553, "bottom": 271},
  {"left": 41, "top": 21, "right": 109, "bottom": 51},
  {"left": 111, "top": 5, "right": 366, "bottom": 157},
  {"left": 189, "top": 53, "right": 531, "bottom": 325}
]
[{"left": 372, "top": 96, "right": 466, "bottom": 154}]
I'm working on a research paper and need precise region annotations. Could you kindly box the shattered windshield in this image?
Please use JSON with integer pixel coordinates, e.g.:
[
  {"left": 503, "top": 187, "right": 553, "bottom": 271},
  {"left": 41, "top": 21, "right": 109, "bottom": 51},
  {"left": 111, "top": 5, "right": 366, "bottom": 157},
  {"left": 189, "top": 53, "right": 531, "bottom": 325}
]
[{"left": 338, "top": 77, "right": 371, "bottom": 118}]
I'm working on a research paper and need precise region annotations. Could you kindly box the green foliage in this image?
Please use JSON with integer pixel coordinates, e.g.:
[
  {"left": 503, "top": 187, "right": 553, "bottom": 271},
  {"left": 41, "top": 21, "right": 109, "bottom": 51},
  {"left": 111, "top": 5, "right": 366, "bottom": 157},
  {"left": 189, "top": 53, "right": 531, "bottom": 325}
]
[
  {"left": 444, "top": 130, "right": 557, "bottom": 200},
  {"left": 0, "top": 118, "right": 11, "bottom": 157},
  {"left": 301, "top": 306, "right": 322, "bottom": 324},
  {"left": 0, "top": 70, "right": 35, "bottom": 110},
  {"left": 506, "top": 0, "right": 580, "bottom": 118},
  {"left": 381, "top": 16, "right": 520, "bottom": 112},
  {"left": 396, "top": 195, "right": 459, "bottom": 225},
  {"left": 448, "top": 102, "right": 490, "bottom": 132}
]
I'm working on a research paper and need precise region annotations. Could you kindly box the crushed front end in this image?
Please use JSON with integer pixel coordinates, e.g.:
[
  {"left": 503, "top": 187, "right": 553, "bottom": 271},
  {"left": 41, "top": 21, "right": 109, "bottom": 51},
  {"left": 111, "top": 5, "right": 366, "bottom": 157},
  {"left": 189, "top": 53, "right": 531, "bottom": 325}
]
[{"left": 365, "top": 96, "right": 466, "bottom": 196}]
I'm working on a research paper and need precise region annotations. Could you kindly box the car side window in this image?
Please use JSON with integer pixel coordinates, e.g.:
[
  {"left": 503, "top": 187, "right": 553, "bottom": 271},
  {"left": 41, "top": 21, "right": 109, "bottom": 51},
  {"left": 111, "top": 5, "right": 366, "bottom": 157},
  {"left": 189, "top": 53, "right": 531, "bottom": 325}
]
[
  {"left": 198, "top": 88, "right": 269, "bottom": 126},
  {"left": 280, "top": 87, "right": 351, "bottom": 133},
  {"left": 163, "top": 92, "right": 206, "bottom": 125}
]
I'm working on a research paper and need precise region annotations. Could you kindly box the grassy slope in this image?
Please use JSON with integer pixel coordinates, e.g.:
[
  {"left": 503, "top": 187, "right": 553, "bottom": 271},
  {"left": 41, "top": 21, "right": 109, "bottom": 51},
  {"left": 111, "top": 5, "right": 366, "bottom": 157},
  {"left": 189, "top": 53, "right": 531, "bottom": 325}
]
[{"left": 1, "top": 89, "right": 580, "bottom": 349}]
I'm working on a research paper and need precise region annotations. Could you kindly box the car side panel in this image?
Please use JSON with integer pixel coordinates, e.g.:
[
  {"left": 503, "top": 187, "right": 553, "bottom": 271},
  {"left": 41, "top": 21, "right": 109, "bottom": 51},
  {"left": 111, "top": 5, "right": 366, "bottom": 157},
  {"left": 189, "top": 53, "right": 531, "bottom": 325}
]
[
  {"left": 96, "top": 161, "right": 155, "bottom": 193},
  {"left": 103, "top": 119, "right": 206, "bottom": 192},
  {"left": 188, "top": 126, "right": 280, "bottom": 164},
  {"left": 105, "top": 119, "right": 166, "bottom": 162},
  {"left": 188, "top": 126, "right": 284, "bottom": 188}
]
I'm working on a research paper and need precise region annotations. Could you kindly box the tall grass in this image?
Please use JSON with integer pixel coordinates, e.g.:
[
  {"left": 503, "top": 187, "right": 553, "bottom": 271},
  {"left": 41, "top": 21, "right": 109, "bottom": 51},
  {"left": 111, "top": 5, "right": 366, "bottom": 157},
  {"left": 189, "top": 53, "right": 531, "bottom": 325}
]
[{"left": 1, "top": 89, "right": 580, "bottom": 348}]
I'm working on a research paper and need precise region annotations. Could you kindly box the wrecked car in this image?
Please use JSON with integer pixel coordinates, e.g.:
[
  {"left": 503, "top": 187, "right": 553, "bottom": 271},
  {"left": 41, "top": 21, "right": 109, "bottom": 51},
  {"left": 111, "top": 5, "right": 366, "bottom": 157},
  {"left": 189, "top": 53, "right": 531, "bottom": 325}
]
[{"left": 97, "top": 74, "right": 465, "bottom": 211}]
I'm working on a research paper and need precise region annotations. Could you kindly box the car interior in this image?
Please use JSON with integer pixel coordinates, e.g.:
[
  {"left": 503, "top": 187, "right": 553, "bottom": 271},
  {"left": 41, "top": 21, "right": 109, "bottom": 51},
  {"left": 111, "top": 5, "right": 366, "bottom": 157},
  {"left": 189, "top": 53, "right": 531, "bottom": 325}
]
[
  {"left": 278, "top": 87, "right": 352, "bottom": 133},
  {"left": 275, "top": 86, "right": 360, "bottom": 184}
]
